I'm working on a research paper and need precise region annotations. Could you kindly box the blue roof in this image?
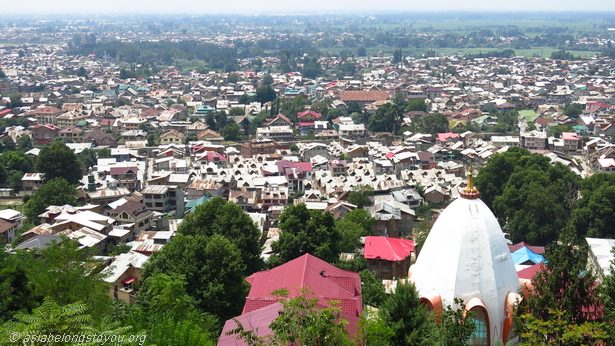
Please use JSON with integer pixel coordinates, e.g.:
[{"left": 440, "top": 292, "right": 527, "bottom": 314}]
[
  {"left": 185, "top": 195, "right": 212, "bottom": 213},
  {"left": 512, "top": 247, "right": 545, "bottom": 265}
]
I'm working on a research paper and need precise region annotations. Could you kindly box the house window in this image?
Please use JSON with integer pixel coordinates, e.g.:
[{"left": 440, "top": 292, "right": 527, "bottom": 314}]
[{"left": 468, "top": 307, "right": 489, "bottom": 346}]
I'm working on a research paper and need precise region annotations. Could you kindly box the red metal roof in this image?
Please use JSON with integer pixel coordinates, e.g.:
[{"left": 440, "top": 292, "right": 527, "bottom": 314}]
[
  {"left": 110, "top": 166, "right": 137, "bottom": 175},
  {"left": 437, "top": 132, "right": 460, "bottom": 142},
  {"left": 363, "top": 236, "right": 415, "bottom": 262},
  {"left": 243, "top": 253, "right": 362, "bottom": 335},
  {"left": 218, "top": 303, "right": 282, "bottom": 346},
  {"left": 275, "top": 160, "right": 312, "bottom": 174},
  {"left": 297, "top": 110, "right": 322, "bottom": 120},
  {"left": 517, "top": 263, "right": 544, "bottom": 281},
  {"left": 508, "top": 242, "right": 545, "bottom": 255}
]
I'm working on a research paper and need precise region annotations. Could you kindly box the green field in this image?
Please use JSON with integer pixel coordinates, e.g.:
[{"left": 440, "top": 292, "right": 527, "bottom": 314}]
[{"left": 321, "top": 46, "right": 601, "bottom": 58}]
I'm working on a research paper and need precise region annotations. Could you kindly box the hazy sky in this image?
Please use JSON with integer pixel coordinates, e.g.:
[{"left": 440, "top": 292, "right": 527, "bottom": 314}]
[{"left": 5, "top": 0, "right": 615, "bottom": 15}]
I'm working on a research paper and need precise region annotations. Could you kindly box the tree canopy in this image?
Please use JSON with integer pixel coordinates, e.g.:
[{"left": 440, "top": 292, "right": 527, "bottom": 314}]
[
  {"left": 36, "top": 140, "right": 83, "bottom": 184},
  {"left": 144, "top": 234, "right": 248, "bottom": 323},
  {"left": 516, "top": 238, "right": 608, "bottom": 345},
  {"left": 367, "top": 103, "right": 402, "bottom": 134},
  {"left": 269, "top": 204, "right": 340, "bottom": 266},
  {"left": 476, "top": 148, "right": 579, "bottom": 245},
  {"left": 411, "top": 113, "right": 449, "bottom": 134},
  {"left": 377, "top": 283, "right": 439, "bottom": 346},
  {"left": 230, "top": 289, "right": 351, "bottom": 346},
  {"left": 178, "top": 197, "right": 263, "bottom": 274},
  {"left": 336, "top": 208, "right": 374, "bottom": 253},
  {"left": 566, "top": 173, "right": 615, "bottom": 239},
  {"left": 23, "top": 178, "right": 77, "bottom": 223}
]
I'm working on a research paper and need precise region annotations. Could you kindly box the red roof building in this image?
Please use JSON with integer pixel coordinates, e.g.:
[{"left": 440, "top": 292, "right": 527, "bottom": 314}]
[
  {"left": 436, "top": 132, "right": 460, "bottom": 144},
  {"left": 364, "top": 236, "right": 415, "bottom": 280},
  {"left": 219, "top": 254, "right": 362, "bottom": 344},
  {"left": 508, "top": 242, "right": 545, "bottom": 255},
  {"left": 296, "top": 110, "right": 322, "bottom": 121},
  {"left": 275, "top": 160, "right": 312, "bottom": 175},
  {"left": 339, "top": 90, "right": 391, "bottom": 104},
  {"left": 364, "top": 236, "right": 415, "bottom": 261}
]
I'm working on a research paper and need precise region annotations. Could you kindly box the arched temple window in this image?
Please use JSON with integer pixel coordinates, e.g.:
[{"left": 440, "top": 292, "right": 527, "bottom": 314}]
[{"left": 468, "top": 306, "right": 490, "bottom": 346}]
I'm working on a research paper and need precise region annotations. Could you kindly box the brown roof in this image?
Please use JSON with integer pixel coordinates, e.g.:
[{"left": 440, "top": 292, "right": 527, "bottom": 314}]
[
  {"left": 340, "top": 90, "right": 390, "bottom": 102},
  {"left": 28, "top": 106, "right": 63, "bottom": 115},
  {"left": 0, "top": 219, "right": 16, "bottom": 234}
]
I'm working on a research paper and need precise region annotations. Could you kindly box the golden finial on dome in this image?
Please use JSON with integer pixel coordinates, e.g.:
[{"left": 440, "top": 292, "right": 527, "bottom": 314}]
[{"left": 460, "top": 165, "right": 480, "bottom": 199}]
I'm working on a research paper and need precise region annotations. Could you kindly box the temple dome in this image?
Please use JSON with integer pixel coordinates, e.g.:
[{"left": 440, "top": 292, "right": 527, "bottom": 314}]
[{"left": 410, "top": 194, "right": 520, "bottom": 345}]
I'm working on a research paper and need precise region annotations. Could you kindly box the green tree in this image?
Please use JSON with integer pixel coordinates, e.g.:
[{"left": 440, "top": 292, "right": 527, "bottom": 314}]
[
  {"left": 437, "top": 298, "right": 476, "bottom": 346},
  {"left": 16, "top": 135, "right": 32, "bottom": 151},
  {"left": 36, "top": 140, "right": 82, "bottom": 184},
  {"left": 475, "top": 147, "right": 531, "bottom": 209},
  {"left": 229, "top": 107, "right": 245, "bottom": 116},
  {"left": 76, "top": 66, "right": 88, "bottom": 77},
  {"left": 599, "top": 248, "right": 615, "bottom": 344},
  {"left": 226, "top": 73, "right": 239, "bottom": 84},
  {"left": 230, "top": 289, "right": 351, "bottom": 346},
  {"left": 406, "top": 99, "right": 428, "bottom": 112},
  {"left": 347, "top": 184, "right": 374, "bottom": 208},
  {"left": 357, "top": 311, "right": 395, "bottom": 346},
  {"left": 7, "top": 171, "right": 22, "bottom": 192},
  {"left": 20, "top": 239, "right": 112, "bottom": 319},
  {"left": 255, "top": 85, "right": 276, "bottom": 104},
  {"left": 222, "top": 123, "right": 241, "bottom": 141},
  {"left": 392, "top": 48, "right": 403, "bottom": 64},
  {"left": 360, "top": 269, "right": 386, "bottom": 308},
  {"left": 261, "top": 73, "right": 274, "bottom": 86},
  {"left": 368, "top": 103, "right": 402, "bottom": 134},
  {"left": 336, "top": 208, "right": 374, "bottom": 252},
  {"left": 0, "top": 251, "right": 36, "bottom": 321},
  {"left": 566, "top": 173, "right": 615, "bottom": 239},
  {"left": 96, "top": 148, "right": 111, "bottom": 158},
  {"left": 310, "top": 100, "right": 329, "bottom": 115},
  {"left": 270, "top": 204, "right": 340, "bottom": 266},
  {"left": 326, "top": 108, "right": 343, "bottom": 121},
  {"left": 0, "top": 163, "right": 6, "bottom": 186},
  {"left": 132, "top": 313, "right": 216, "bottom": 346},
  {"left": 137, "top": 273, "right": 206, "bottom": 320},
  {"left": 279, "top": 96, "right": 306, "bottom": 122},
  {"left": 518, "top": 309, "right": 608, "bottom": 346},
  {"left": 23, "top": 178, "right": 77, "bottom": 223},
  {"left": 562, "top": 103, "right": 584, "bottom": 118},
  {"left": 126, "top": 273, "right": 217, "bottom": 345},
  {"left": 378, "top": 283, "right": 439, "bottom": 346},
  {"left": 302, "top": 57, "right": 322, "bottom": 78},
  {"left": 2, "top": 298, "right": 94, "bottom": 339},
  {"left": 0, "top": 137, "right": 16, "bottom": 152},
  {"left": 178, "top": 197, "right": 263, "bottom": 274},
  {"left": 413, "top": 113, "right": 449, "bottom": 134},
  {"left": 1, "top": 150, "right": 33, "bottom": 174},
  {"left": 144, "top": 234, "right": 248, "bottom": 322},
  {"left": 493, "top": 158, "right": 578, "bottom": 245},
  {"left": 340, "top": 62, "right": 356, "bottom": 76},
  {"left": 551, "top": 49, "right": 574, "bottom": 60},
  {"left": 147, "top": 129, "right": 161, "bottom": 147},
  {"left": 519, "top": 239, "right": 602, "bottom": 326},
  {"left": 7, "top": 94, "right": 23, "bottom": 109},
  {"left": 78, "top": 148, "right": 98, "bottom": 170}
]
